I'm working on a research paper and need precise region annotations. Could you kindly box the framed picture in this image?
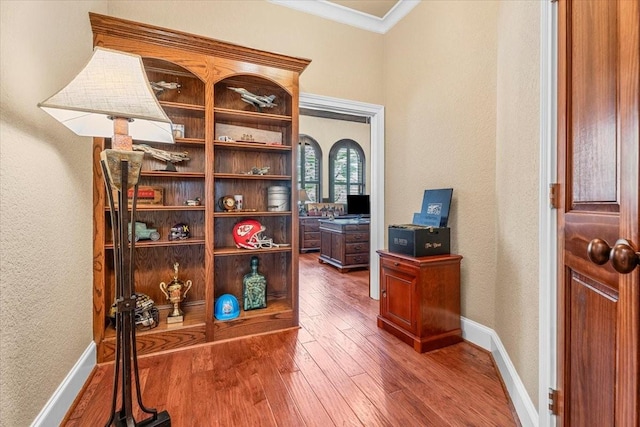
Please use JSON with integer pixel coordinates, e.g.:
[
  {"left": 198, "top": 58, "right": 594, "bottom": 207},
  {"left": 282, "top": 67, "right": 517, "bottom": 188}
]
[{"left": 306, "top": 203, "right": 345, "bottom": 217}]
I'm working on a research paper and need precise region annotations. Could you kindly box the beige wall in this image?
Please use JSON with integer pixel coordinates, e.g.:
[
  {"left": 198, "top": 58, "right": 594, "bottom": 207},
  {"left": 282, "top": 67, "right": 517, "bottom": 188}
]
[
  {"left": 495, "top": 0, "right": 540, "bottom": 406},
  {"left": 300, "top": 115, "right": 371, "bottom": 201},
  {"left": 0, "top": 0, "right": 542, "bottom": 424},
  {"left": 0, "top": 1, "right": 106, "bottom": 426},
  {"left": 383, "top": 0, "right": 540, "bottom": 405},
  {"left": 384, "top": 0, "right": 499, "bottom": 327},
  {"left": 106, "top": 0, "right": 385, "bottom": 105}
]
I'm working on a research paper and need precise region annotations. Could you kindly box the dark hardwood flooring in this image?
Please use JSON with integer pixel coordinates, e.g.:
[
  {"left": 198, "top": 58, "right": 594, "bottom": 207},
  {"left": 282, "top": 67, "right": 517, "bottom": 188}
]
[{"left": 64, "top": 253, "right": 519, "bottom": 426}]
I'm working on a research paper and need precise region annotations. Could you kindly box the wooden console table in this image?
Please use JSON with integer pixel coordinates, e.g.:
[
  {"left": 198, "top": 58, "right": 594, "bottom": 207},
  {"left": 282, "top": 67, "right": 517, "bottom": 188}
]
[
  {"left": 318, "top": 218, "right": 369, "bottom": 272},
  {"left": 377, "top": 250, "right": 463, "bottom": 353}
]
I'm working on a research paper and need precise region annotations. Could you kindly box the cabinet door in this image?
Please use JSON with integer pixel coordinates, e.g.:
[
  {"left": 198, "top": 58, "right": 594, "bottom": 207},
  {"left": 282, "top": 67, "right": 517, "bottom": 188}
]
[
  {"left": 381, "top": 265, "right": 417, "bottom": 334},
  {"left": 321, "top": 229, "right": 333, "bottom": 259},
  {"left": 332, "top": 232, "right": 345, "bottom": 263}
]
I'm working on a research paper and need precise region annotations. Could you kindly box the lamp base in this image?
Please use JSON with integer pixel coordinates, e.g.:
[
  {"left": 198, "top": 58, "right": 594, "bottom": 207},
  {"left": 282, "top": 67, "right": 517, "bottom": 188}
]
[{"left": 114, "top": 410, "right": 171, "bottom": 427}]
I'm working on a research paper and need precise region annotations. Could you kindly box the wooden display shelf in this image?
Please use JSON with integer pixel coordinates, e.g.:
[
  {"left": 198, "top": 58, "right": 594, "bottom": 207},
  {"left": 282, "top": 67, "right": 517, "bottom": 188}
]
[
  {"left": 214, "top": 107, "right": 292, "bottom": 126},
  {"left": 212, "top": 299, "right": 295, "bottom": 341},
  {"left": 214, "top": 141, "right": 291, "bottom": 151},
  {"left": 214, "top": 246, "right": 292, "bottom": 256},
  {"left": 105, "top": 205, "right": 205, "bottom": 212},
  {"left": 105, "top": 236, "right": 205, "bottom": 249},
  {"left": 213, "top": 173, "right": 291, "bottom": 180},
  {"left": 141, "top": 171, "right": 205, "bottom": 179},
  {"left": 214, "top": 211, "right": 291, "bottom": 217},
  {"left": 102, "top": 303, "right": 206, "bottom": 359},
  {"left": 174, "top": 137, "right": 206, "bottom": 145},
  {"left": 159, "top": 100, "right": 205, "bottom": 112}
]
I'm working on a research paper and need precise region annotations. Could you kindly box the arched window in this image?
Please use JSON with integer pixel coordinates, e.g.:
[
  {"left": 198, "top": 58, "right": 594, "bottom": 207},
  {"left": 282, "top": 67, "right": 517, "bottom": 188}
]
[
  {"left": 329, "top": 139, "right": 365, "bottom": 203},
  {"left": 297, "top": 135, "right": 322, "bottom": 203}
]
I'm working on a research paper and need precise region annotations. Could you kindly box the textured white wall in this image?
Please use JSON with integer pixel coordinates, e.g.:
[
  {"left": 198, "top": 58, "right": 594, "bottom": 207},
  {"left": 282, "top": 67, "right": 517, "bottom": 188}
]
[
  {"left": 0, "top": 1, "right": 105, "bottom": 425},
  {"left": 383, "top": 1, "right": 499, "bottom": 328},
  {"left": 495, "top": 0, "right": 540, "bottom": 406}
]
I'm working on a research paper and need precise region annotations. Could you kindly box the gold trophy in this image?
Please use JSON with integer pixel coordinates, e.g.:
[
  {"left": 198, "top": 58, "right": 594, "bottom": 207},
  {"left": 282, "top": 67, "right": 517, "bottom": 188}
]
[{"left": 159, "top": 262, "right": 192, "bottom": 323}]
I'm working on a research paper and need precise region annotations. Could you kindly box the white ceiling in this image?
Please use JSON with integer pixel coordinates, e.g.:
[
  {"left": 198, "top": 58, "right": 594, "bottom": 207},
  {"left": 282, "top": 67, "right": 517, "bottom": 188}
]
[{"left": 268, "top": 0, "right": 420, "bottom": 34}]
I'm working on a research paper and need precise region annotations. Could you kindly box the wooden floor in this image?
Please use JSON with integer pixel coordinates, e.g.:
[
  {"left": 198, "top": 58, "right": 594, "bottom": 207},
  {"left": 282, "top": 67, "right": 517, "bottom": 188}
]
[{"left": 64, "top": 253, "right": 519, "bottom": 426}]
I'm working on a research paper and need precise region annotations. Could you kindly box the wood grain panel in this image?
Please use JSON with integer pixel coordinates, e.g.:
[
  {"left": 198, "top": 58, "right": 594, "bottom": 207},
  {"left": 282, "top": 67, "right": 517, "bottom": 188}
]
[
  {"left": 567, "top": 271, "right": 617, "bottom": 426},
  {"left": 570, "top": 0, "right": 618, "bottom": 205}
]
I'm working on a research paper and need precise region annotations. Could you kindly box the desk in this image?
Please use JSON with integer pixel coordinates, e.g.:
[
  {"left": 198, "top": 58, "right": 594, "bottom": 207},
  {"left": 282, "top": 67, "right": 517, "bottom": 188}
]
[{"left": 318, "top": 218, "right": 370, "bottom": 272}]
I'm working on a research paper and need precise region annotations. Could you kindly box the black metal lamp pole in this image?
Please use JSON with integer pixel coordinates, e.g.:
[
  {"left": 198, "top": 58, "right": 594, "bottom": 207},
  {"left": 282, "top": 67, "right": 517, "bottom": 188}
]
[{"left": 101, "top": 158, "right": 171, "bottom": 427}]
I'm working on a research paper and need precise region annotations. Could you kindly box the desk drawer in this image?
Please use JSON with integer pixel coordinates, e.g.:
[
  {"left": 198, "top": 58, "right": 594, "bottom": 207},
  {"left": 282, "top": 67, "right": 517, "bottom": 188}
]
[
  {"left": 346, "top": 232, "right": 369, "bottom": 243},
  {"left": 304, "top": 231, "right": 320, "bottom": 240},
  {"left": 346, "top": 242, "right": 369, "bottom": 254},
  {"left": 346, "top": 253, "right": 369, "bottom": 265}
]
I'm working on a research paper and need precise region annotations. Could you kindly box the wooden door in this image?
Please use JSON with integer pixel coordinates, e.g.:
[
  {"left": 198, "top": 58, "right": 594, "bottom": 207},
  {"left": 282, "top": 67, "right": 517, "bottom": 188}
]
[{"left": 557, "top": 0, "right": 639, "bottom": 425}]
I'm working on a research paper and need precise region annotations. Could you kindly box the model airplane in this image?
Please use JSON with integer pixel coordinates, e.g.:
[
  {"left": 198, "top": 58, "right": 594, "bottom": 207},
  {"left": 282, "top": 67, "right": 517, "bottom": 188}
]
[
  {"left": 133, "top": 143, "right": 190, "bottom": 172},
  {"left": 150, "top": 81, "right": 181, "bottom": 95},
  {"left": 228, "top": 87, "right": 276, "bottom": 112}
]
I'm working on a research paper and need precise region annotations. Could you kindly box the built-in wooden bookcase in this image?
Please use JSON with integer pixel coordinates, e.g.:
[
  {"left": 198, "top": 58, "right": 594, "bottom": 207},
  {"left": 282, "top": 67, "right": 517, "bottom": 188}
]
[{"left": 91, "top": 13, "right": 309, "bottom": 362}]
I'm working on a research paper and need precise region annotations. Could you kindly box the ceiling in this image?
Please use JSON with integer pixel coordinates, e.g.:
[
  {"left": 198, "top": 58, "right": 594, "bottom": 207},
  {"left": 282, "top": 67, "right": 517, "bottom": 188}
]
[
  {"left": 268, "top": 0, "right": 419, "bottom": 34},
  {"left": 328, "top": 0, "right": 400, "bottom": 19}
]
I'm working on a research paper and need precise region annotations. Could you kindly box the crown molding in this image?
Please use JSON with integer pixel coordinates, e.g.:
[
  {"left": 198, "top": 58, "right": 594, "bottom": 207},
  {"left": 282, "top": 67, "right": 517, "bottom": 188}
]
[{"left": 268, "top": 0, "right": 420, "bottom": 34}]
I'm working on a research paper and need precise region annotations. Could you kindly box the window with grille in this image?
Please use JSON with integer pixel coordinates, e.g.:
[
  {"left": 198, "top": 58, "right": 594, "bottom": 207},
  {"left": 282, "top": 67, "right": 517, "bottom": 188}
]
[
  {"left": 297, "top": 135, "right": 322, "bottom": 203},
  {"left": 329, "top": 139, "right": 365, "bottom": 203}
]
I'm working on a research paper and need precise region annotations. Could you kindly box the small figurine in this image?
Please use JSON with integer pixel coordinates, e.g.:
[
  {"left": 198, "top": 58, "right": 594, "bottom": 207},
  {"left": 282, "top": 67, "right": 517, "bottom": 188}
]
[
  {"left": 159, "top": 262, "right": 193, "bottom": 323},
  {"left": 185, "top": 197, "right": 202, "bottom": 206},
  {"left": 128, "top": 221, "right": 160, "bottom": 242},
  {"left": 245, "top": 166, "right": 270, "bottom": 175},
  {"left": 150, "top": 80, "right": 181, "bottom": 95},
  {"left": 243, "top": 256, "right": 267, "bottom": 310}
]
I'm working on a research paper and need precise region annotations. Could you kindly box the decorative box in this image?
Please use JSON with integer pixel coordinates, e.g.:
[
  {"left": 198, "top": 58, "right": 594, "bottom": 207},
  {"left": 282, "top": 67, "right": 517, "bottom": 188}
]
[
  {"left": 388, "top": 224, "right": 450, "bottom": 257},
  {"left": 127, "top": 186, "right": 163, "bottom": 205}
]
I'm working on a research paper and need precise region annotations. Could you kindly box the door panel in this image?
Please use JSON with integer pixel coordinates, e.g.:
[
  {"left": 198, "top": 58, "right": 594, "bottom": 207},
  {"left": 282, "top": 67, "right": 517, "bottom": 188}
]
[
  {"left": 568, "top": 272, "right": 617, "bottom": 426},
  {"left": 558, "top": 0, "right": 640, "bottom": 425}
]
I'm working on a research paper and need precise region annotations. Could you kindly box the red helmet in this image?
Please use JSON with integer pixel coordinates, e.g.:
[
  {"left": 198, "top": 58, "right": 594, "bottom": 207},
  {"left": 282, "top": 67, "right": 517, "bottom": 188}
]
[{"left": 233, "top": 219, "right": 269, "bottom": 249}]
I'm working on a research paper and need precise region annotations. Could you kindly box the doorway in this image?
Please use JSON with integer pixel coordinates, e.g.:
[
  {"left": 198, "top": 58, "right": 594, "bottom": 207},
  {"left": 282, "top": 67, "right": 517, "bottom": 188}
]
[{"left": 299, "top": 93, "right": 385, "bottom": 299}]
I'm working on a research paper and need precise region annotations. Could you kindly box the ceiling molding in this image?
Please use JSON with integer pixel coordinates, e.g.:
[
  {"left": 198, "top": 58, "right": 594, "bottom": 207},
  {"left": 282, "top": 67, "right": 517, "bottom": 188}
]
[{"left": 268, "top": 0, "right": 420, "bottom": 34}]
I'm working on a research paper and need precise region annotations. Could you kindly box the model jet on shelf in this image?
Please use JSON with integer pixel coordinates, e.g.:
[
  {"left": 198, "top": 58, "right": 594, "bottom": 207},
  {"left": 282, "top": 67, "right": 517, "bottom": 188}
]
[
  {"left": 228, "top": 87, "right": 276, "bottom": 112},
  {"left": 150, "top": 80, "right": 181, "bottom": 95},
  {"left": 133, "top": 143, "right": 190, "bottom": 172}
]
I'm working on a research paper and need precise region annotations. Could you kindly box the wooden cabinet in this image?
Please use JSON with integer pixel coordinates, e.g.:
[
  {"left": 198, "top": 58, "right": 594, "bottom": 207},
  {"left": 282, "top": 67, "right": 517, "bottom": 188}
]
[
  {"left": 318, "top": 219, "right": 369, "bottom": 272},
  {"left": 377, "top": 250, "right": 463, "bottom": 353},
  {"left": 90, "top": 13, "right": 309, "bottom": 362},
  {"left": 299, "top": 217, "right": 321, "bottom": 252}
]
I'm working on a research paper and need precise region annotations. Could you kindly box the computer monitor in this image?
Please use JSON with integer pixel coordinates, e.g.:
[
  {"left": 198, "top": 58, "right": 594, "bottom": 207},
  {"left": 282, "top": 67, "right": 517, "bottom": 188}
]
[{"left": 346, "top": 194, "right": 370, "bottom": 217}]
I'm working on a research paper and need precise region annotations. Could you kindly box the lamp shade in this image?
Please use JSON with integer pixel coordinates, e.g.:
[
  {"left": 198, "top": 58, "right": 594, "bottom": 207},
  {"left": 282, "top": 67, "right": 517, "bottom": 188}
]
[
  {"left": 38, "top": 47, "right": 173, "bottom": 144},
  {"left": 299, "top": 189, "right": 310, "bottom": 202}
]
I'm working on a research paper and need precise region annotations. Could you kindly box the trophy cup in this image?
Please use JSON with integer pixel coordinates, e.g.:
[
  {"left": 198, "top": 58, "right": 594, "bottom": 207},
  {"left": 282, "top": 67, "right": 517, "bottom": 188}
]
[{"left": 159, "top": 262, "right": 192, "bottom": 323}]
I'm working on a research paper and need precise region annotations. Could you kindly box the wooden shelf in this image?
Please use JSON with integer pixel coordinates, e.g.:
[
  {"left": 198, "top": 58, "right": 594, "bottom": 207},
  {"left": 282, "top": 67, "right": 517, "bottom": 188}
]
[
  {"left": 214, "top": 107, "right": 292, "bottom": 126},
  {"left": 212, "top": 299, "right": 294, "bottom": 341},
  {"left": 105, "top": 236, "right": 205, "bottom": 249},
  {"left": 105, "top": 205, "right": 205, "bottom": 212},
  {"left": 214, "top": 141, "right": 291, "bottom": 152},
  {"left": 214, "top": 211, "right": 291, "bottom": 217},
  {"left": 141, "top": 171, "right": 205, "bottom": 178},
  {"left": 102, "top": 303, "right": 207, "bottom": 359},
  {"left": 175, "top": 137, "right": 206, "bottom": 145},
  {"left": 214, "top": 246, "right": 292, "bottom": 256},
  {"left": 159, "top": 100, "right": 205, "bottom": 112},
  {"left": 213, "top": 173, "right": 291, "bottom": 180}
]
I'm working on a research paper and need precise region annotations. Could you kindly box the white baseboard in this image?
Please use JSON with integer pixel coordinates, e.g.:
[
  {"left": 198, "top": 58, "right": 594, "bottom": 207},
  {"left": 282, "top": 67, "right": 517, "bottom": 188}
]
[
  {"left": 31, "top": 342, "right": 96, "bottom": 427},
  {"left": 461, "top": 317, "right": 539, "bottom": 427}
]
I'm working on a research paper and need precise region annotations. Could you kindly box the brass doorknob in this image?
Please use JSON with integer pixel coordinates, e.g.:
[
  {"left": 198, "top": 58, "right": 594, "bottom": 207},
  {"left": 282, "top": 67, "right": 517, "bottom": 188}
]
[
  {"left": 610, "top": 240, "right": 640, "bottom": 274},
  {"left": 587, "top": 238, "right": 640, "bottom": 274},
  {"left": 587, "top": 238, "right": 611, "bottom": 265}
]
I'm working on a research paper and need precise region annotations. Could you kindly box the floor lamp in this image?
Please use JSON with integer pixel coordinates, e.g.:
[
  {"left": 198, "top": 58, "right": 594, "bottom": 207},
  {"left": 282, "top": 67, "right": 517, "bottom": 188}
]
[{"left": 39, "top": 47, "right": 173, "bottom": 427}]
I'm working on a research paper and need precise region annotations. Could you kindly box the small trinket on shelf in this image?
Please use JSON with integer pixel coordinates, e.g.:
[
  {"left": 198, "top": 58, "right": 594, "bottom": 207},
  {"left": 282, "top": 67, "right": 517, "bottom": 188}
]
[
  {"left": 243, "top": 256, "right": 267, "bottom": 310},
  {"left": 159, "top": 262, "right": 193, "bottom": 323}
]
